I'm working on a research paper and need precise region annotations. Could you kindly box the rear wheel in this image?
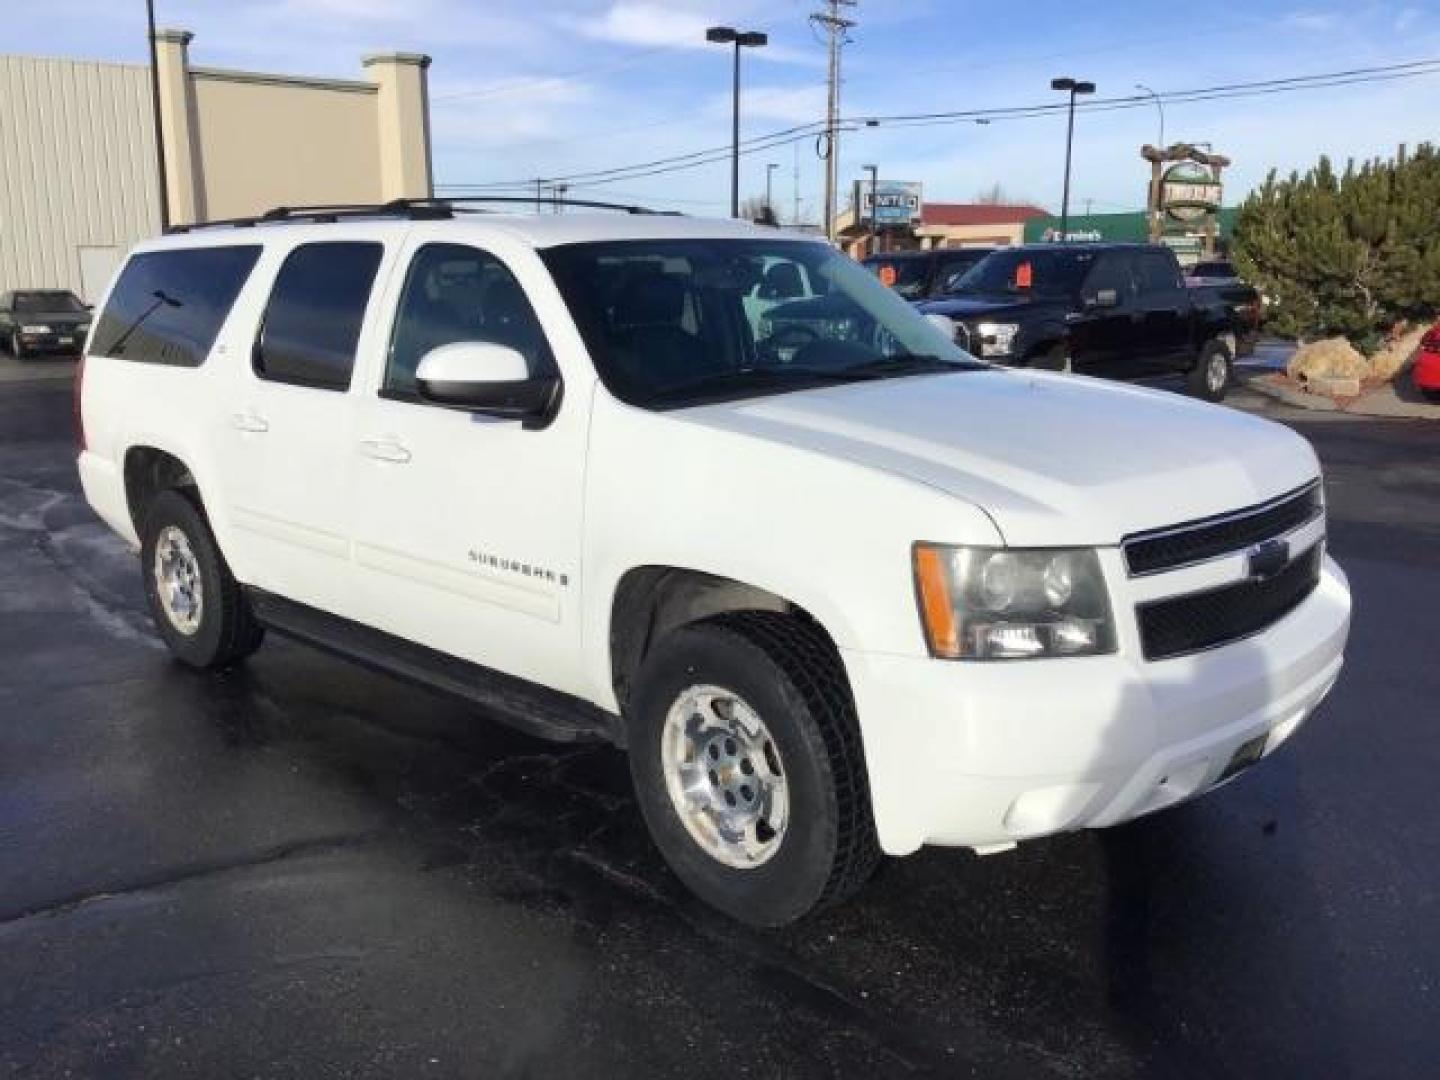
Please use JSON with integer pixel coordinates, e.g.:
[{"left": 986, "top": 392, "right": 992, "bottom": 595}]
[
  {"left": 140, "top": 489, "right": 264, "bottom": 668},
  {"left": 1188, "top": 338, "right": 1232, "bottom": 402},
  {"left": 627, "top": 613, "right": 880, "bottom": 926},
  {"left": 1035, "top": 343, "right": 1072, "bottom": 373}
]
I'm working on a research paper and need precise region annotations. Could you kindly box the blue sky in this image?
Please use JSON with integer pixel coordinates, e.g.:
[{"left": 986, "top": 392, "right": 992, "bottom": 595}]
[{"left": 9, "top": 0, "right": 1439, "bottom": 221}]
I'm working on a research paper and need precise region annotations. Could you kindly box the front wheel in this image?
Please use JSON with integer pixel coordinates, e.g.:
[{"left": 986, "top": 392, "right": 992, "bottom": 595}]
[
  {"left": 9, "top": 332, "right": 25, "bottom": 360},
  {"left": 140, "top": 489, "right": 264, "bottom": 668},
  {"left": 1188, "top": 339, "right": 1232, "bottom": 402},
  {"left": 627, "top": 613, "right": 880, "bottom": 926}
]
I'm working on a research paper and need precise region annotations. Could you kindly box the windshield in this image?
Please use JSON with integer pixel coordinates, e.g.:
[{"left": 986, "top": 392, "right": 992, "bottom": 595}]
[
  {"left": 954, "top": 248, "right": 1100, "bottom": 298},
  {"left": 543, "top": 239, "right": 981, "bottom": 408},
  {"left": 14, "top": 291, "right": 85, "bottom": 313},
  {"left": 863, "top": 255, "right": 930, "bottom": 298}
]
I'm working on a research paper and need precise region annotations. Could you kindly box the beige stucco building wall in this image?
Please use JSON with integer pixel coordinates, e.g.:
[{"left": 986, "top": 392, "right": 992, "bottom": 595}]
[
  {"left": 0, "top": 30, "right": 433, "bottom": 300},
  {"left": 0, "top": 55, "right": 161, "bottom": 303}
]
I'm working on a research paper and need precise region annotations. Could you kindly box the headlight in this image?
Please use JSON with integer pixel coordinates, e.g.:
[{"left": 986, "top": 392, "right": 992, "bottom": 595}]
[
  {"left": 912, "top": 544, "right": 1116, "bottom": 660},
  {"left": 21, "top": 324, "right": 51, "bottom": 334},
  {"left": 975, "top": 321, "right": 1019, "bottom": 356}
]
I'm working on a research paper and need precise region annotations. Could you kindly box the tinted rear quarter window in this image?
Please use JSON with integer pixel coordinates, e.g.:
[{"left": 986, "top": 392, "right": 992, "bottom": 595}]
[
  {"left": 91, "top": 246, "right": 261, "bottom": 366},
  {"left": 254, "top": 242, "right": 384, "bottom": 391},
  {"left": 1135, "top": 252, "right": 1183, "bottom": 296}
]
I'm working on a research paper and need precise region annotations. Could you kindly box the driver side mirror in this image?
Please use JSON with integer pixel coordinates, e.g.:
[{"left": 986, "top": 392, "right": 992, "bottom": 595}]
[
  {"left": 416, "top": 342, "right": 560, "bottom": 426},
  {"left": 1085, "top": 288, "right": 1119, "bottom": 309}
]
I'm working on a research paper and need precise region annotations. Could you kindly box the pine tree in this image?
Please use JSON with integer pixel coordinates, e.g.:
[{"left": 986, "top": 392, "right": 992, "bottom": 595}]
[{"left": 1232, "top": 143, "right": 1440, "bottom": 352}]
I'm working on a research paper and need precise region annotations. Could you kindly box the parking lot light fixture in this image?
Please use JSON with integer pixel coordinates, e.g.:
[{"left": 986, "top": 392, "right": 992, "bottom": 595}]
[
  {"left": 1051, "top": 76, "right": 1095, "bottom": 242},
  {"left": 707, "top": 26, "right": 768, "bottom": 218}
]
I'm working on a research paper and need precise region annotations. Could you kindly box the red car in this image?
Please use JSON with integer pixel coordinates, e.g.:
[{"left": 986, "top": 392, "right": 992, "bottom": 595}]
[{"left": 1415, "top": 323, "right": 1440, "bottom": 400}]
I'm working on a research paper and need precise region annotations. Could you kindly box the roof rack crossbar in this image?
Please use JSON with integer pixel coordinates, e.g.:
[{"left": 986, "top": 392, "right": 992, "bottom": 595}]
[{"left": 165, "top": 195, "right": 681, "bottom": 234}]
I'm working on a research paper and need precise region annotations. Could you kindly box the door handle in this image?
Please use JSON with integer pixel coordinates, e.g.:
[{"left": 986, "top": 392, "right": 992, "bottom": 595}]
[
  {"left": 360, "top": 438, "right": 412, "bottom": 464},
  {"left": 230, "top": 411, "right": 269, "bottom": 433}
]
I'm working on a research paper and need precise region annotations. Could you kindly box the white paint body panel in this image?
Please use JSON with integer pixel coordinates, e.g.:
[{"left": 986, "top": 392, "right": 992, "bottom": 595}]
[{"left": 79, "top": 215, "right": 1352, "bottom": 858}]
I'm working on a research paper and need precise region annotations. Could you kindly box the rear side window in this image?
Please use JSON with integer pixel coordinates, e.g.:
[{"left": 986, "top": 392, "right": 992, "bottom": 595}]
[
  {"left": 1083, "top": 254, "right": 1136, "bottom": 303},
  {"left": 254, "top": 242, "right": 384, "bottom": 391},
  {"left": 1134, "top": 252, "right": 1183, "bottom": 297},
  {"left": 91, "top": 246, "right": 261, "bottom": 366}
]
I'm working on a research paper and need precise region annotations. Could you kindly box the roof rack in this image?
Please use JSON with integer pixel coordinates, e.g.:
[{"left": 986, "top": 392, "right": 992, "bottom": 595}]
[{"left": 166, "top": 196, "right": 681, "bottom": 233}]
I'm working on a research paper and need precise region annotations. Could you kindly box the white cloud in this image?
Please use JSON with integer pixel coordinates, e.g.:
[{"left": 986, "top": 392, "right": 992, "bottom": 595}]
[
  {"left": 1394, "top": 6, "right": 1422, "bottom": 31},
  {"left": 1283, "top": 10, "right": 1342, "bottom": 32},
  {"left": 575, "top": 2, "right": 820, "bottom": 65}
]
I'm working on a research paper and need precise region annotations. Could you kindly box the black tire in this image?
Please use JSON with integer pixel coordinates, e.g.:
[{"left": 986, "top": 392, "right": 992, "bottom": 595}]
[
  {"left": 140, "top": 488, "right": 264, "bottom": 668},
  {"left": 627, "top": 612, "right": 880, "bottom": 926},
  {"left": 1032, "top": 342, "right": 1072, "bottom": 372},
  {"left": 10, "top": 332, "right": 25, "bottom": 360},
  {"left": 1188, "top": 337, "right": 1232, "bottom": 402}
]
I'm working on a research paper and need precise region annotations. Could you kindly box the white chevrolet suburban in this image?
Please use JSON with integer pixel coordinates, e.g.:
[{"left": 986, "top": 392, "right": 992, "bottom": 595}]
[{"left": 77, "top": 201, "right": 1351, "bottom": 925}]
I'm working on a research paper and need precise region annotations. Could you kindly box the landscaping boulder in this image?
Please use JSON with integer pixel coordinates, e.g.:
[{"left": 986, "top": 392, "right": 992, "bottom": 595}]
[
  {"left": 1369, "top": 324, "right": 1430, "bottom": 382},
  {"left": 1288, "top": 337, "right": 1368, "bottom": 386}
]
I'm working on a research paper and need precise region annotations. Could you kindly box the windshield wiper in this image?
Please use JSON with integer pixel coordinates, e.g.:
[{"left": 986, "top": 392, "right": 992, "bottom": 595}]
[
  {"left": 655, "top": 365, "right": 871, "bottom": 402},
  {"left": 655, "top": 355, "right": 979, "bottom": 404},
  {"left": 842, "top": 354, "right": 985, "bottom": 375}
]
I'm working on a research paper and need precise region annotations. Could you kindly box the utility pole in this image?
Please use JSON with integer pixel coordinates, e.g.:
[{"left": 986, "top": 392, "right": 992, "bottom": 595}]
[
  {"left": 792, "top": 141, "right": 801, "bottom": 227},
  {"left": 765, "top": 163, "right": 779, "bottom": 219},
  {"left": 812, "top": 0, "right": 856, "bottom": 242}
]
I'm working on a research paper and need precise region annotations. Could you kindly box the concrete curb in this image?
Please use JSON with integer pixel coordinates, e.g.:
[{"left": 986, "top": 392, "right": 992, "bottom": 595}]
[{"left": 1239, "top": 372, "right": 1438, "bottom": 420}]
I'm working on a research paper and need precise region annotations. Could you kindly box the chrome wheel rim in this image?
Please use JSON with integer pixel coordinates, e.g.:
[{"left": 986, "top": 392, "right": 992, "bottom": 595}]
[
  {"left": 1207, "top": 352, "right": 1228, "bottom": 393},
  {"left": 660, "top": 685, "right": 788, "bottom": 869},
  {"left": 153, "top": 525, "right": 204, "bottom": 636}
]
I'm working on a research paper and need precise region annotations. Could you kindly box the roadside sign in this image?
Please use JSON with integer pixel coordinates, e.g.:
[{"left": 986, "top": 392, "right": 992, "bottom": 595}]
[{"left": 862, "top": 182, "right": 923, "bottom": 226}]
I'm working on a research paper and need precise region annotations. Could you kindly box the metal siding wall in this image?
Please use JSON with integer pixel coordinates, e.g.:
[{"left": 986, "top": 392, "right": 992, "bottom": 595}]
[{"left": 0, "top": 56, "right": 160, "bottom": 300}]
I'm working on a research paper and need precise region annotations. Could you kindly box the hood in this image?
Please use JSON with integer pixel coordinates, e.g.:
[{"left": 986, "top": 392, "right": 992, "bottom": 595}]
[
  {"left": 17, "top": 310, "right": 90, "bottom": 326},
  {"left": 916, "top": 292, "right": 1065, "bottom": 321},
  {"left": 676, "top": 370, "right": 1319, "bottom": 547}
]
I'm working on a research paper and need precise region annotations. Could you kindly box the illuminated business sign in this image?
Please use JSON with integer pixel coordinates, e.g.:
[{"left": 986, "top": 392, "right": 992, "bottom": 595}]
[
  {"left": 1161, "top": 161, "right": 1223, "bottom": 222},
  {"left": 862, "top": 182, "right": 923, "bottom": 225}
]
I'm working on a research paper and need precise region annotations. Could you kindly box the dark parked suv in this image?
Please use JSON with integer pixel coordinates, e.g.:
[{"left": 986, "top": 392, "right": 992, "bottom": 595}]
[
  {"left": 0, "top": 290, "right": 92, "bottom": 359},
  {"left": 863, "top": 247, "right": 995, "bottom": 300},
  {"left": 919, "top": 244, "right": 1252, "bottom": 401}
]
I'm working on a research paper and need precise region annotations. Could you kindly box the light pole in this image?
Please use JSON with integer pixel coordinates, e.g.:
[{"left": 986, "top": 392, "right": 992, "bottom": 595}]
[
  {"left": 1135, "top": 83, "right": 1164, "bottom": 150},
  {"left": 765, "top": 162, "right": 779, "bottom": 220},
  {"left": 706, "top": 26, "right": 768, "bottom": 219},
  {"left": 145, "top": 0, "right": 170, "bottom": 231},
  {"left": 863, "top": 164, "right": 878, "bottom": 255},
  {"left": 1050, "top": 76, "right": 1095, "bottom": 242}
]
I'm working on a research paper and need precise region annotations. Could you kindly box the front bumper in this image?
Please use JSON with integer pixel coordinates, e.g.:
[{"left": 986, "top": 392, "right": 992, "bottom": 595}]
[
  {"left": 843, "top": 555, "right": 1351, "bottom": 856},
  {"left": 16, "top": 330, "right": 85, "bottom": 354}
]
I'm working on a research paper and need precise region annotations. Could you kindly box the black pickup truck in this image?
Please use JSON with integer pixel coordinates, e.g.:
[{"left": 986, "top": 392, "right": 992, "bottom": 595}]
[{"left": 917, "top": 243, "right": 1258, "bottom": 401}]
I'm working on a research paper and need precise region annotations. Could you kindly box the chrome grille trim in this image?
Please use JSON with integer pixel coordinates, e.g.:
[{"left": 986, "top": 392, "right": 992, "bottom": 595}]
[{"left": 1122, "top": 480, "right": 1323, "bottom": 578}]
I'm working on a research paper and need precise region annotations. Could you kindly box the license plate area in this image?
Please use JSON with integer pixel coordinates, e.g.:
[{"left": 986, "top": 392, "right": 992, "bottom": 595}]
[{"left": 1219, "top": 732, "right": 1268, "bottom": 782}]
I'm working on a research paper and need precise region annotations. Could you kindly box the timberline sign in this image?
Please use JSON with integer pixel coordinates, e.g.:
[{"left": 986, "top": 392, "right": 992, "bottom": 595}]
[
  {"left": 1142, "top": 143, "right": 1231, "bottom": 256},
  {"left": 1162, "top": 161, "right": 1223, "bottom": 222}
]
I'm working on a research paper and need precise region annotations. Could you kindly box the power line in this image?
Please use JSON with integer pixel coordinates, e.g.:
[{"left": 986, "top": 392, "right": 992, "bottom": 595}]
[{"left": 436, "top": 57, "right": 1440, "bottom": 193}]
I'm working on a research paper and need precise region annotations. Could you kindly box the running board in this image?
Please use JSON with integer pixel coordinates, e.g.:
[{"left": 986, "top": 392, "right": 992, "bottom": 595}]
[{"left": 244, "top": 588, "right": 621, "bottom": 746}]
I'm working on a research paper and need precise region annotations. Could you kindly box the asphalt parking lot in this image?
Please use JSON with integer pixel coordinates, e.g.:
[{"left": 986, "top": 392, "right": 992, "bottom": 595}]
[{"left": 2, "top": 368, "right": 1437, "bottom": 1078}]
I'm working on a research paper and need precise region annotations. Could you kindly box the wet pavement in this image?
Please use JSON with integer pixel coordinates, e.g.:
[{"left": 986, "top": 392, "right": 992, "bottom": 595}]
[{"left": 2, "top": 376, "right": 1438, "bottom": 1078}]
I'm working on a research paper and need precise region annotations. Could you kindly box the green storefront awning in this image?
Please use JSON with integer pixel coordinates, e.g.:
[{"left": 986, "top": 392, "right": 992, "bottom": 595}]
[{"left": 1022, "top": 208, "right": 1238, "bottom": 244}]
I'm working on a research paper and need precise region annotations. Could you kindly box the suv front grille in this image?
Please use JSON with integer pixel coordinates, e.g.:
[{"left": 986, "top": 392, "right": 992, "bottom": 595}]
[
  {"left": 1137, "top": 544, "right": 1323, "bottom": 660},
  {"left": 1123, "top": 482, "right": 1322, "bottom": 576}
]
